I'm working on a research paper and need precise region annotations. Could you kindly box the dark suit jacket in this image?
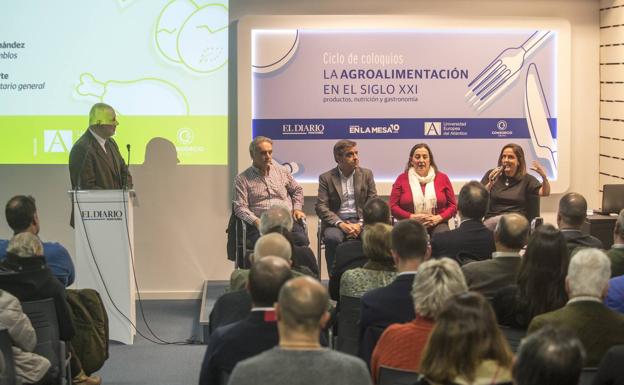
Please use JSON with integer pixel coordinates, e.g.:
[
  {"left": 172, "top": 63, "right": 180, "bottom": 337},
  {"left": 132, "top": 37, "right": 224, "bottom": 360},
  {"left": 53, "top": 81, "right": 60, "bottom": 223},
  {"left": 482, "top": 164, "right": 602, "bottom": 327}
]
[
  {"left": 594, "top": 345, "right": 624, "bottom": 385},
  {"left": 359, "top": 273, "right": 416, "bottom": 363},
  {"left": 528, "top": 300, "right": 624, "bottom": 367},
  {"left": 431, "top": 219, "right": 495, "bottom": 261},
  {"left": 69, "top": 130, "right": 132, "bottom": 190},
  {"left": 315, "top": 167, "right": 377, "bottom": 226},
  {"left": 199, "top": 310, "right": 279, "bottom": 385},
  {"left": 329, "top": 240, "right": 366, "bottom": 301},
  {"left": 208, "top": 290, "right": 252, "bottom": 335},
  {"left": 359, "top": 274, "right": 416, "bottom": 335},
  {"left": 561, "top": 229, "right": 604, "bottom": 255},
  {"left": 461, "top": 254, "right": 522, "bottom": 300}
]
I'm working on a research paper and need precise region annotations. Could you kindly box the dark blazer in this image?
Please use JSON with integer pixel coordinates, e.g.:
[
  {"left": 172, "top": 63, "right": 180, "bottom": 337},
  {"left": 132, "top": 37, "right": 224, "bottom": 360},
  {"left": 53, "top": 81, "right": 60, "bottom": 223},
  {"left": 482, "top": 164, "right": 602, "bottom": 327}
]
[
  {"left": 431, "top": 219, "right": 495, "bottom": 261},
  {"left": 329, "top": 240, "right": 366, "bottom": 301},
  {"left": 69, "top": 130, "right": 132, "bottom": 190},
  {"left": 315, "top": 167, "right": 377, "bottom": 226},
  {"left": 561, "top": 229, "right": 604, "bottom": 255},
  {"left": 594, "top": 345, "right": 624, "bottom": 385},
  {"left": 199, "top": 310, "right": 279, "bottom": 385},
  {"left": 359, "top": 274, "right": 416, "bottom": 341},
  {"left": 528, "top": 300, "right": 624, "bottom": 367},
  {"left": 208, "top": 290, "right": 252, "bottom": 335},
  {"left": 0, "top": 254, "right": 75, "bottom": 341},
  {"left": 461, "top": 254, "right": 522, "bottom": 300}
]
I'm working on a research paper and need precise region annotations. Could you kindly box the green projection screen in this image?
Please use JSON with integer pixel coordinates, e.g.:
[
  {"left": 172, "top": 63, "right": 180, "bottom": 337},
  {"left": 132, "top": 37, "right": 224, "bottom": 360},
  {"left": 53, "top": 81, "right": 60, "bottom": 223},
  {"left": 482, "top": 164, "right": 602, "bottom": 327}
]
[{"left": 0, "top": 0, "right": 228, "bottom": 165}]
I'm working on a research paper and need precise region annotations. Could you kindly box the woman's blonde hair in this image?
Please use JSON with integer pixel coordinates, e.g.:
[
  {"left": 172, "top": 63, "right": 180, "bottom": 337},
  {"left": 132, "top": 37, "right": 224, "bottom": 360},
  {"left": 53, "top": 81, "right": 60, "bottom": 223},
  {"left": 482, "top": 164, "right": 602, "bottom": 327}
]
[
  {"left": 412, "top": 258, "right": 467, "bottom": 319},
  {"left": 362, "top": 223, "right": 393, "bottom": 263}
]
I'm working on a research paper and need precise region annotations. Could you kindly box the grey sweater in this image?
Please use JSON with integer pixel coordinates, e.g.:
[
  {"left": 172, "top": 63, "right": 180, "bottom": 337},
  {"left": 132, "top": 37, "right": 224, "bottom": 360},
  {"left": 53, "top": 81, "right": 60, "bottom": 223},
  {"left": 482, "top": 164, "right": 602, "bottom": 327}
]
[{"left": 228, "top": 347, "right": 372, "bottom": 385}]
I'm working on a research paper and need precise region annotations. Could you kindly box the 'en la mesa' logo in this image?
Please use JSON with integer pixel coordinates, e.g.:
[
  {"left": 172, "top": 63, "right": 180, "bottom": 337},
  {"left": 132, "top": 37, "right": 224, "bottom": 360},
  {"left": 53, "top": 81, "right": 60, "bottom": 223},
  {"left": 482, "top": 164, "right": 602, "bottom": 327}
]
[{"left": 44, "top": 130, "right": 73, "bottom": 153}]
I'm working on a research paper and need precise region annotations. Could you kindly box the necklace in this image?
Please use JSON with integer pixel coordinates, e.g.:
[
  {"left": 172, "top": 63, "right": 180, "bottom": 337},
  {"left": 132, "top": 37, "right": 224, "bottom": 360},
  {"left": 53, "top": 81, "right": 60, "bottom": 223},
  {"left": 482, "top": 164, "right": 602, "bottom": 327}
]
[{"left": 504, "top": 178, "right": 510, "bottom": 187}]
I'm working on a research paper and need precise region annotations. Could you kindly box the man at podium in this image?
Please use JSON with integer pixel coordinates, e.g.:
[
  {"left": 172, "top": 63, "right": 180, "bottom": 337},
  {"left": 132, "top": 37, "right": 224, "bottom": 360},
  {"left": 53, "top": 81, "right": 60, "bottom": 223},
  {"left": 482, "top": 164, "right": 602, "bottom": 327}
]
[{"left": 69, "top": 103, "right": 132, "bottom": 190}]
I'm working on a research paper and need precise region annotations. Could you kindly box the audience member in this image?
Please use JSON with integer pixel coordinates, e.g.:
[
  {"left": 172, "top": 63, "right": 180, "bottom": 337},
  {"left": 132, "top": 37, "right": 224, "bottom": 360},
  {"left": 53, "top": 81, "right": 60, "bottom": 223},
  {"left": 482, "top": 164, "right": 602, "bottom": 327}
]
[
  {"left": 228, "top": 276, "right": 372, "bottom": 385},
  {"left": 513, "top": 326, "right": 585, "bottom": 385},
  {"left": 0, "top": 195, "right": 75, "bottom": 286},
  {"left": 0, "top": 288, "right": 53, "bottom": 385},
  {"left": 419, "top": 292, "right": 513, "bottom": 385},
  {"left": 233, "top": 136, "right": 308, "bottom": 247},
  {"left": 557, "top": 192, "right": 603, "bottom": 254},
  {"left": 493, "top": 224, "right": 569, "bottom": 329},
  {"left": 593, "top": 345, "right": 624, "bottom": 385},
  {"left": 0, "top": 233, "right": 100, "bottom": 385},
  {"left": 315, "top": 139, "right": 377, "bottom": 273},
  {"left": 340, "top": 223, "right": 396, "bottom": 298},
  {"left": 607, "top": 209, "right": 624, "bottom": 277},
  {"left": 229, "top": 233, "right": 311, "bottom": 292},
  {"left": 358, "top": 220, "right": 430, "bottom": 365},
  {"left": 260, "top": 205, "right": 319, "bottom": 277},
  {"left": 199, "top": 257, "right": 292, "bottom": 385},
  {"left": 528, "top": 248, "right": 624, "bottom": 366},
  {"left": 211, "top": 233, "right": 311, "bottom": 333},
  {"left": 462, "top": 213, "right": 529, "bottom": 299},
  {"left": 431, "top": 181, "right": 495, "bottom": 262},
  {"left": 605, "top": 274, "right": 624, "bottom": 314},
  {"left": 370, "top": 258, "right": 467, "bottom": 383},
  {"left": 329, "top": 198, "right": 390, "bottom": 300}
]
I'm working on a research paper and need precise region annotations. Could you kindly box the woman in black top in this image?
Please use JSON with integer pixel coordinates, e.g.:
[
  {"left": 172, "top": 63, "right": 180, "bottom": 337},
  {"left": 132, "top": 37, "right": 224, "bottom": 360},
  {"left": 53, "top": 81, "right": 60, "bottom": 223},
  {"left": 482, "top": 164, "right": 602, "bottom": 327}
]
[
  {"left": 481, "top": 143, "right": 550, "bottom": 230},
  {"left": 492, "top": 224, "right": 570, "bottom": 329}
]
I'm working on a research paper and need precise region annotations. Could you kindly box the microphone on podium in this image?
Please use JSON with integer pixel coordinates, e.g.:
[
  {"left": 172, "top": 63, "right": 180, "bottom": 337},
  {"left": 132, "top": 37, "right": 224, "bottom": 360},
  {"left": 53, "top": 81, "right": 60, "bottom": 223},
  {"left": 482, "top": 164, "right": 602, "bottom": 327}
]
[{"left": 124, "top": 144, "right": 131, "bottom": 190}]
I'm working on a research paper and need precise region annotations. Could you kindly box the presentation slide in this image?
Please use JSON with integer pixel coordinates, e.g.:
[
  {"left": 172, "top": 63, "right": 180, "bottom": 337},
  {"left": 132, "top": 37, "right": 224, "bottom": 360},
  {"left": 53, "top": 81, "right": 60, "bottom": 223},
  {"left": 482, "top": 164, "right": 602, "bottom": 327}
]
[
  {"left": 0, "top": 0, "right": 228, "bottom": 165},
  {"left": 252, "top": 29, "right": 559, "bottom": 183}
]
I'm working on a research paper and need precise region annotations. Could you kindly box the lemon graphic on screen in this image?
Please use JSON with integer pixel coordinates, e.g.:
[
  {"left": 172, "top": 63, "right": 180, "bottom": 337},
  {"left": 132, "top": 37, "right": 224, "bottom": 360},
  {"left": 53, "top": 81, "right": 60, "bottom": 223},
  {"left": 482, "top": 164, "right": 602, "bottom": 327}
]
[
  {"left": 177, "top": 4, "right": 228, "bottom": 73},
  {"left": 155, "top": 0, "right": 198, "bottom": 63},
  {"left": 155, "top": 1, "right": 228, "bottom": 73}
]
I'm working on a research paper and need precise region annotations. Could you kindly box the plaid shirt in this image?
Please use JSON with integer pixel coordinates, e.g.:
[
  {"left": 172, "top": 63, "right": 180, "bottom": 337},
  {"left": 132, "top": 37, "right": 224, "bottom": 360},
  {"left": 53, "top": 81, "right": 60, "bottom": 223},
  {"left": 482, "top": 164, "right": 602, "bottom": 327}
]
[{"left": 233, "top": 163, "right": 304, "bottom": 225}]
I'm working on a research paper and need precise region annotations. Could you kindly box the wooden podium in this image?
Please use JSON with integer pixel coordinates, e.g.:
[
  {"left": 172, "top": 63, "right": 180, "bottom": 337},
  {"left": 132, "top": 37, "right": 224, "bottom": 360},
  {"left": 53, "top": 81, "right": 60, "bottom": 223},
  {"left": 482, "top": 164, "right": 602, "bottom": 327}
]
[{"left": 71, "top": 190, "right": 136, "bottom": 344}]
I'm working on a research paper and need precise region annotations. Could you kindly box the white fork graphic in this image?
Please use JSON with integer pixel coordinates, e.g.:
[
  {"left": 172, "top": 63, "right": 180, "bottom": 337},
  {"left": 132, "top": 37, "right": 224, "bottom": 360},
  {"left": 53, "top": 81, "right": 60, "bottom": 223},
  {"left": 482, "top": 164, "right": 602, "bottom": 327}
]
[{"left": 466, "top": 30, "right": 551, "bottom": 112}]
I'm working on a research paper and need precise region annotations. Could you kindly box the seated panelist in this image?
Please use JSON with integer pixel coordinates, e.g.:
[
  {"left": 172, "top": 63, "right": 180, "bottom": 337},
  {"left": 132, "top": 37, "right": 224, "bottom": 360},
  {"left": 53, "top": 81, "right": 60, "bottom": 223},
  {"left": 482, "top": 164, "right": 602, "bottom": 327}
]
[
  {"left": 481, "top": 143, "right": 550, "bottom": 230},
  {"left": 233, "top": 136, "right": 309, "bottom": 247},
  {"left": 389, "top": 143, "right": 456, "bottom": 234},
  {"left": 315, "top": 140, "right": 377, "bottom": 274}
]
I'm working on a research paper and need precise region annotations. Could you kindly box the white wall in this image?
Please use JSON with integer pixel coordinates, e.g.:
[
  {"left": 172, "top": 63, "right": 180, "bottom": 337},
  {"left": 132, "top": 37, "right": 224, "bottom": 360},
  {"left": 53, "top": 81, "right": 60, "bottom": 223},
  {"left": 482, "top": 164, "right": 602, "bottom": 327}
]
[
  {"left": 0, "top": 0, "right": 600, "bottom": 297},
  {"left": 599, "top": 0, "right": 624, "bottom": 192}
]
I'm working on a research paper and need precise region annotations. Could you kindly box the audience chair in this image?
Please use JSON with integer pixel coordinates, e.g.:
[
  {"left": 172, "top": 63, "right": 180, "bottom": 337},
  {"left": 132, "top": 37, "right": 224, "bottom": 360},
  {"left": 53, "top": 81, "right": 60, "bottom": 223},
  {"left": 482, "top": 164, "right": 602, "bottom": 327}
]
[
  {"left": 336, "top": 296, "right": 362, "bottom": 356},
  {"left": 498, "top": 325, "right": 526, "bottom": 353},
  {"left": 526, "top": 194, "right": 541, "bottom": 224},
  {"left": 0, "top": 328, "right": 17, "bottom": 385},
  {"left": 579, "top": 367, "right": 598, "bottom": 385},
  {"left": 21, "top": 298, "right": 71, "bottom": 385},
  {"left": 378, "top": 366, "right": 420, "bottom": 385}
]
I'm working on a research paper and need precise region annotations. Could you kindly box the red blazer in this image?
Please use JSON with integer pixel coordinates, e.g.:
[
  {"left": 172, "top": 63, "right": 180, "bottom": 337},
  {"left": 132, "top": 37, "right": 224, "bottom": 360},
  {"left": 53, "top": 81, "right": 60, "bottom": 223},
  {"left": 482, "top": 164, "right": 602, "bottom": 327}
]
[{"left": 389, "top": 171, "right": 457, "bottom": 221}]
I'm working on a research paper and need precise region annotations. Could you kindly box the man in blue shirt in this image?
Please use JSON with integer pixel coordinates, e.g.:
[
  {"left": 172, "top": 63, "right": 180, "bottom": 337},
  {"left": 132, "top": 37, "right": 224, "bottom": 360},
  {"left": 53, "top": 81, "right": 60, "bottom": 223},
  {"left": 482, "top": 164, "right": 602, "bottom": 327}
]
[{"left": 0, "top": 195, "right": 75, "bottom": 286}]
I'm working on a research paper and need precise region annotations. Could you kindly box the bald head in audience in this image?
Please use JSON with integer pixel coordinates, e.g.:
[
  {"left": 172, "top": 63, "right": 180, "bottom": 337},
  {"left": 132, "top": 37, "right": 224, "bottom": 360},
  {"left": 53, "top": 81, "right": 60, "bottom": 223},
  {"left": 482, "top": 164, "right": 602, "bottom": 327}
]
[
  {"left": 253, "top": 233, "right": 292, "bottom": 263},
  {"left": 494, "top": 213, "right": 529, "bottom": 252},
  {"left": 557, "top": 192, "right": 588, "bottom": 229},
  {"left": 247, "top": 256, "right": 293, "bottom": 308},
  {"left": 276, "top": 276, "right": 330, "bottom": 342},
  {"left": 514, "top": 326, "right": 585, "bottom": 385}
]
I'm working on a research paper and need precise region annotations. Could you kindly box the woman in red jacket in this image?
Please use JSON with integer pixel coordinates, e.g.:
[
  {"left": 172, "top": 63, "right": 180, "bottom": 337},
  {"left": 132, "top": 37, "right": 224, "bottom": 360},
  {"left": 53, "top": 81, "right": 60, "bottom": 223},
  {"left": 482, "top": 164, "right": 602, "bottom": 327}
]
[{"left": 389, "top": 143, "right": 456, "bottom": 234}]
